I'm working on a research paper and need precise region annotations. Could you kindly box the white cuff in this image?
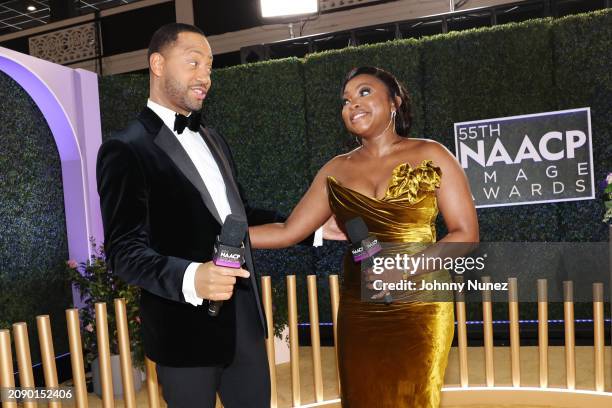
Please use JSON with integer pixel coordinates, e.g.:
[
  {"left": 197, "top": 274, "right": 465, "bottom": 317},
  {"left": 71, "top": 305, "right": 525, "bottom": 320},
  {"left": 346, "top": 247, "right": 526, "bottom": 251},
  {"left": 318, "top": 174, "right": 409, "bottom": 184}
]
[
  {"left": 182, "top": 262, "right": 204, "bottom": 306},
  {"left": 313, "top": 226, "right": 323, "bottom": 247}
]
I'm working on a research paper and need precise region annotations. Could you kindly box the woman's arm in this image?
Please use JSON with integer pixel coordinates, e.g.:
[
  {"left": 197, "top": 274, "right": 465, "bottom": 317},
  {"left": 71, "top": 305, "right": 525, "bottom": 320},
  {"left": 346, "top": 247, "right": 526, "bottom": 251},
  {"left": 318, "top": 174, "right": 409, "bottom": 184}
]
[
  {"left": 249, "top": 161, "right": 337, "bottom": 249},
  {"left": 410, "top": 142, "right": 480, "bottom": 269},
  {"left": 432, "top": 141, "right": 480, "bottom": 244}
]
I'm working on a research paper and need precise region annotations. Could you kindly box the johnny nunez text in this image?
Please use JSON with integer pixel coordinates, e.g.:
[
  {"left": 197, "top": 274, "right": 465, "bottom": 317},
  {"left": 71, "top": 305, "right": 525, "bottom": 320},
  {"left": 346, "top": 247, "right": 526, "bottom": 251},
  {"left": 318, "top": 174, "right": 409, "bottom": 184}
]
[{"left": 372, "top": 279, "right": 508, "bottom": 292}]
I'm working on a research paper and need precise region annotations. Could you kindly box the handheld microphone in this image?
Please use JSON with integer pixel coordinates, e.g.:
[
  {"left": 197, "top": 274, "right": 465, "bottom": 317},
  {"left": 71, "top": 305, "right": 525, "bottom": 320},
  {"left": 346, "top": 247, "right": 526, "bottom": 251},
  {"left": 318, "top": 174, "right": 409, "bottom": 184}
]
[
  {"left": 208, "top": 214, "right": 247, "bottom": 317},
  {"left": 345, "top": 217, "right": 391, "bottom": 304},
  {"left": 345, "top": 217, "right": 381, "bottom": 261}
]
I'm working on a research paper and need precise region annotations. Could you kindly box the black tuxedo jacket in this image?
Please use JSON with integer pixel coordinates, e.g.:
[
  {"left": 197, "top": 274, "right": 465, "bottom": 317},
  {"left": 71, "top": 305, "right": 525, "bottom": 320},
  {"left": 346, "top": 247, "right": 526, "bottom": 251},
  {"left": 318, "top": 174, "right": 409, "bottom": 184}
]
[{"left": 96, "top": 107, "right": 283, "bottom": 367}]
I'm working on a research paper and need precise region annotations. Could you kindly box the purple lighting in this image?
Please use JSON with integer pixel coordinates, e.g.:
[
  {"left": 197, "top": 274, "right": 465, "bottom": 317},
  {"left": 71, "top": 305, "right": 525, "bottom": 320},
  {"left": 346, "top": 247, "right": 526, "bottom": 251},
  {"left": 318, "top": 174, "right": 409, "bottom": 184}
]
[{"left": 1, "top": 47, "right": 104, "bottom": 305}]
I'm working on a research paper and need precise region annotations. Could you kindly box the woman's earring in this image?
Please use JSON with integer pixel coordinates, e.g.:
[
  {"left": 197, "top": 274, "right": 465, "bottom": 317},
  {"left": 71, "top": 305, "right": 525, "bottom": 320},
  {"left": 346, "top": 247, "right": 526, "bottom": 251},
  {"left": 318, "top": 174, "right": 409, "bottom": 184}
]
[{"left": 391, "top": 110, "right": 397, "bottom": 119}]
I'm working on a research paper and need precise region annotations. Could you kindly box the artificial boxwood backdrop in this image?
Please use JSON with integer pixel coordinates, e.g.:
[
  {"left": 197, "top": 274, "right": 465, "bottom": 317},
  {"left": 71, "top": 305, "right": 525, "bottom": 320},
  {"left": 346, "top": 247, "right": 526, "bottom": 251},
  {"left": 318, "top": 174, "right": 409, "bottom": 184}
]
[
  {"left": 0, "top": 72, "right": 72, "bottom": 361},
  {"left": 2, "top": 10, "right": 610, "bottom": 350}
]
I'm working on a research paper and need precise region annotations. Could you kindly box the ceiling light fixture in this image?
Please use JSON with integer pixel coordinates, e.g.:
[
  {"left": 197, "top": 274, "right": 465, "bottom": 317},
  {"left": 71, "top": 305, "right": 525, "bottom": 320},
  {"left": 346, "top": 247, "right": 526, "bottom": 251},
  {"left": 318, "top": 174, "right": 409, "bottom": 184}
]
[
  {"left": 27, "top": 5, "right": 37, "bottom": 12},
  {"left": 259, "top": 0, "right": 319, "bottom": 39},
  {"left": 259, "top": 0, "right": 318, "bottom": 20}
]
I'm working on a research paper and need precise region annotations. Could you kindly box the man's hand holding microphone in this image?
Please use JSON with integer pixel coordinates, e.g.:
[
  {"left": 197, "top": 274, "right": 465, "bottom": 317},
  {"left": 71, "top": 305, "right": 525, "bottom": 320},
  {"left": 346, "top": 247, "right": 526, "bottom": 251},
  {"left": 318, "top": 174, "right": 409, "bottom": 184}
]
[
  {"left": 194, "top": 214, "right": 249, "bottom": 316},
  {"left": 194, "top": 262, "right": 249, "bottom": 302}
]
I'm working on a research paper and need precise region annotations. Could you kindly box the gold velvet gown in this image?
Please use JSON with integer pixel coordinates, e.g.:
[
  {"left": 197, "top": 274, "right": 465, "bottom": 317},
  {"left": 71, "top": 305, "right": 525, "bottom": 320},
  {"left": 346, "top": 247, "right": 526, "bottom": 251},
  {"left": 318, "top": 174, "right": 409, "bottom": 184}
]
[{"left": 327, "top": 160, "right": 454, "bottom": 408}]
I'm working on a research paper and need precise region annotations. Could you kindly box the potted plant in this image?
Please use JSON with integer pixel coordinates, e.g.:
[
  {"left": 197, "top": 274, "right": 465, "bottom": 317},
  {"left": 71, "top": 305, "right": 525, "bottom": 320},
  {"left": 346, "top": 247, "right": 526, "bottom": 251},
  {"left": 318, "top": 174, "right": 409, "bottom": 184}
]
[
  {"left": 602, "top": 172, "right": 612, "bottom": 224},
  {"left": 67, "top": 238, "right": 143, "bottom": 397}
]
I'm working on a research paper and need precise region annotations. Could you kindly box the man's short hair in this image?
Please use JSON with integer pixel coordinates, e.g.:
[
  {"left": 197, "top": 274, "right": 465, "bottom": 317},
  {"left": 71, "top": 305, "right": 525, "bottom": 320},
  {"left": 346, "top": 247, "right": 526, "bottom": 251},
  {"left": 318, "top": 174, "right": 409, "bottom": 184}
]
[{"left": 147, "top": 23, "right": 205, "bottom": 62}]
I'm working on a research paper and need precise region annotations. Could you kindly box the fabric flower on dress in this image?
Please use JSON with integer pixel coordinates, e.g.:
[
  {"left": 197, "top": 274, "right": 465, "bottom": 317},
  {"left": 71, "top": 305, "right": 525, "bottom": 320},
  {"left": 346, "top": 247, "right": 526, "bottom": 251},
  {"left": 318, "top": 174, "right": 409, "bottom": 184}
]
[{"left": 385, "top": 160, "right": 442, "bottom": 202}]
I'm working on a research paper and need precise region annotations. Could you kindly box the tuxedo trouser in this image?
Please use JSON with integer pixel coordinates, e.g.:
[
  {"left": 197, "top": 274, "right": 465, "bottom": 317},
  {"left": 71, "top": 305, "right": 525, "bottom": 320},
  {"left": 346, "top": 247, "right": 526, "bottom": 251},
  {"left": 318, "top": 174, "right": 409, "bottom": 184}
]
[{"left": 156, "top": 282, "right": 271, "bottom": 408}]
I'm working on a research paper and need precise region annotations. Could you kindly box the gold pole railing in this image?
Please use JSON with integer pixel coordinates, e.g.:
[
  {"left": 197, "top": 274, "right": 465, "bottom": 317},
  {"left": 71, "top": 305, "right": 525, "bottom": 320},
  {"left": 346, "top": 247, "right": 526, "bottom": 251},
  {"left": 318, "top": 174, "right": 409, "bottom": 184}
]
[
  {"left": 95, "top": 302, "right": 115, "bottom": 408},
  {"left": 307, "top": 275, "right": 324, "bottom": 403},
  {"left": 563, "top": 281, "right": 576, "bottom": 390},
  {"left": 66, "top": 309, "right": 88, "bottom": 408},
  {"left": 144, "top": 357, "right": 160, "bottom": 408},
  {"left": 287, "top": 275, "right": 301, "bottom": 407},
  {"left": 2, "top": 275, "right": 611, "bottom": 408},
  {"left": 0, "top": 329, "right": 18, "bottom": 408},
  {"left": 593, "top": 282, "right": 605, "bottom": 392},
  {"left": 114, "top": 299, "right": 136, "bottom": 408},
  {"left": 508, "top": 278, "right": 521, "bottom": 387},
  {"left": 481, "top": 276, "right": 495, "bottom": 387},
  {"left": 328, "top": 274, "right": 341, "bottom": 396},
  {"left": 12, "top": 322, "right": 37, "bottom": 408},
  {"left": 537, "top": 279, "right": 548, "bottom": 389},
  {"left": 454, "top": 276, "right": 469, "bottom": 388},
  {"left": 36, "top": 315, "right": 61, "bottom": 408},
  {"left": 261, "top": 276, "right": 278, "bottom": 408}
]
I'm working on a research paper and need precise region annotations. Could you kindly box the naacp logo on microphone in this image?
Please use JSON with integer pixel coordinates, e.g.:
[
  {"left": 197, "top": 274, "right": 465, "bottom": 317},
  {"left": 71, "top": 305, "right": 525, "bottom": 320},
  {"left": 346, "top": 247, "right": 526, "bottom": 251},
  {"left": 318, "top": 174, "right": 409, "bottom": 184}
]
[
  {"left": 454, "top": 107, "right": 594, "bottom": 208},
  {"left": 213, "top": 245, "right": 244, "bottom": 268},
  {"left": 351, "top": 236, "right": 381, "bottom": 262}
]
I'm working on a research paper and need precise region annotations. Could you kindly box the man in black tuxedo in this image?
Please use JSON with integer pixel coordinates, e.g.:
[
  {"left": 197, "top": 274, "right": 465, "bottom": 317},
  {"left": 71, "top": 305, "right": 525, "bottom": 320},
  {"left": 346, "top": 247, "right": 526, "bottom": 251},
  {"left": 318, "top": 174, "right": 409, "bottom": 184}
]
[{"left": 96, "top": 23, "right": 327, "bottom": 407}]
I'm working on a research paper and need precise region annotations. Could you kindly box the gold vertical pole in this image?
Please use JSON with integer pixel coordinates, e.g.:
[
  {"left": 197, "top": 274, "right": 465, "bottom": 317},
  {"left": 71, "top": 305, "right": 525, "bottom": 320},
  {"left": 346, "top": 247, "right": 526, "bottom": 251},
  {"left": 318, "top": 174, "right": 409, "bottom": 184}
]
[
  {"left": 609, "top": 225, "right": 612, "bottom": 352},
  {"left": 261, "top": 276, "right": 278, "bottom": 408},
  {"left": 307, "top": 275, "right": 324, "bottom": 402},
  {"left": 563, "top": 281, "right": 576, "bottom": 390},
  {"left": 144, "top": 357, "right": 160, "bottom": 408},
  {"left": 36, "top": 315, "right": 61, "bottom": 408},
  {"left": 286, "top": 275, "right": 300, "bottom": 407},
  {"left": 537, "top": 279, "right": 548, "bottom": 389},
  {"left": 66, "top": 309, "right": 88, "bottom": 408},
  {"left": 114, "top": 299, "right": 136, "bottom": 408},
  {"left": 508, "top": 278, "right": 520, "bottom": 387},
  {"left": 593, "top": 283, "right": 605, "bottom": 392},
  {"left": 95, "top": 302, "right": 115, "bottom": 408},
  {"left": 454, "top": 276, "right": 469, "bottom": 388},
  {"left": 0, "top": 329, "right": 18, "bottom": 408},
  {"left": 481, "top": 276, "right": 495, "bottom": 387},
  {"left": 328, "top": 274, "right": 341, "bottom": 395},
  {"left": 13, "top": 322, "right": 37, "bottom": 408}
]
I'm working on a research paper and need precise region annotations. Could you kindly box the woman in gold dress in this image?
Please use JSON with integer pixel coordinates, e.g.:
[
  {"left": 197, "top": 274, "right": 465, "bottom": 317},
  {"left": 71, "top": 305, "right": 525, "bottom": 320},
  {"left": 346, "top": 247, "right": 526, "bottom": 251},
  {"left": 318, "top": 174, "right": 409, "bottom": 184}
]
[{"left": 249, "top": 66, "right": 479, "bottom": 407}]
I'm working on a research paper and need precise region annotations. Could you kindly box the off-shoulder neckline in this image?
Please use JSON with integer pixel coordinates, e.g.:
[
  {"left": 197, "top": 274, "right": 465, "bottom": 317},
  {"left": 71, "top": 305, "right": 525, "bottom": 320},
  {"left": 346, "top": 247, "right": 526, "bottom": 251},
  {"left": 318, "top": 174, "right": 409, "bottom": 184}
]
[{"left": 327, "top": 159, "right": 438, "bottom": 202}]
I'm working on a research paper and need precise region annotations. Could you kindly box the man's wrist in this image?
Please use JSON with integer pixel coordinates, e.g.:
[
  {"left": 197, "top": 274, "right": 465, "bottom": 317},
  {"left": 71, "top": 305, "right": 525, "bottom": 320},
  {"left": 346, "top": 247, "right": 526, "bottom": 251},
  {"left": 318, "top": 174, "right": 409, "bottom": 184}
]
[{"left": 182, "top": 262, "right": 204, "bottom": 306}]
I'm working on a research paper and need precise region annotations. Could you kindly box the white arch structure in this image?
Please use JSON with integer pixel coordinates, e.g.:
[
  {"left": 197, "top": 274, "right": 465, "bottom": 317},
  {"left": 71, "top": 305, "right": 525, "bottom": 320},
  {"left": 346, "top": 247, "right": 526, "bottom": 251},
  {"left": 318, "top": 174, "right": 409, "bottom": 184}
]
[{"left": 0, "top": 47, "right": 103, "bottom": 289}]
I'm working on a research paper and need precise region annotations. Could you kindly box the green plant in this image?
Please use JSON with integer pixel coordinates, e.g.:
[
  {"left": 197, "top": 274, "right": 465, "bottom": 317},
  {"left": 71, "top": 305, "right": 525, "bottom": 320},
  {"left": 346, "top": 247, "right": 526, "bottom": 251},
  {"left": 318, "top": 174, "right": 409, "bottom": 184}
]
[
  {"left": 67, "top": 238, "right": 143, "bottom": 368},
  {"left": 602, "top": 173, "right": 612, "bottom": 224}
]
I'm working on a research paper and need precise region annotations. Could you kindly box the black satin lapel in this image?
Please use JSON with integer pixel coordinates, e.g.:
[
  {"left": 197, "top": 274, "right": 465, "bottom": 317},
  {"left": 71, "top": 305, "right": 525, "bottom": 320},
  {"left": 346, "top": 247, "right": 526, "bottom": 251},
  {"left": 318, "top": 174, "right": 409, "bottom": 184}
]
[
  {"left": 153, "top": 126, "right": 223, "bottom": 225},
  {"left": 200, "top": 128, "right": 246, "bottom": 218}
]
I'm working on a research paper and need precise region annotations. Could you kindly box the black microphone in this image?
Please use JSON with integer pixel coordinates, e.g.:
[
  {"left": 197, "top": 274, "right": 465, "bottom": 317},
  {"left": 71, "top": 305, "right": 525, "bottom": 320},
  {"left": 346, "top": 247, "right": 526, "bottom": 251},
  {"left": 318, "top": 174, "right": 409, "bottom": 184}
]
[
  {"left": 208, "top": 214, "right": 247, "bottom": 317},
  {"left": 345, "top": 217, "right": 391, "bottom": 304},
  {"left": 345, "top": 217, "right": 381, "bottom": 261}
]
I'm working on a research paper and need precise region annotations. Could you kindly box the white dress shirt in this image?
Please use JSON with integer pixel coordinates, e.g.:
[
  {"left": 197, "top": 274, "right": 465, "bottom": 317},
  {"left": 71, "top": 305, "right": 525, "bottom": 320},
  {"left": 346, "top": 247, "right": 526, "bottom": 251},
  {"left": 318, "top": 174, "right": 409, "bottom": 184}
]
[
  {"left": 148, "top": 99, "right": 232, "bottom": 306},
  {"left": 147, "top": 99, "right": 323, "bottom": 306}
]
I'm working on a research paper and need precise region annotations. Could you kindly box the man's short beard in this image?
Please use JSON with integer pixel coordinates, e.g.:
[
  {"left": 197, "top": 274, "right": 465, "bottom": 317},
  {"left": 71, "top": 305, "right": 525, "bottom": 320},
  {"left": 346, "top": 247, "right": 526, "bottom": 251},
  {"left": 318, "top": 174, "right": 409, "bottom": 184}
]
[{"left": 164, "top": 77, "right": 202, "bottom": 113}]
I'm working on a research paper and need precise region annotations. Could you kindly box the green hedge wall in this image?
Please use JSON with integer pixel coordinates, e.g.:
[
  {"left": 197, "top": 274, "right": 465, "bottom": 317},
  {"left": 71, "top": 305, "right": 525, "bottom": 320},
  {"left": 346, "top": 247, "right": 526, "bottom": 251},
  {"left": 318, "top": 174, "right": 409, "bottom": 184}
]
[
  {"left": 201, "top": 58, "right": 318, "bottom": 329},
  {"left": 302, "top": 39, "right": 424, "bottom": 176},
  {"left": 552, "top": 10, "right": 612, "bottom": 242},
  {"left": 96, "top": 10, "right": 611, "bottom": 248},
  {"left": 202, "top": 58, "right": 310, "bottom": 215},
  {"left": 0, "top": 72, "right": 72, "bottom": 361},
  {"left": 421, "top": 18, "right": 564, "bottom": 241},
  {"left": 99, "top": 73, "right": 149, "bottom": 141},
  {"left": 2, "top": 10, "right": 610, "bottom": 337}
]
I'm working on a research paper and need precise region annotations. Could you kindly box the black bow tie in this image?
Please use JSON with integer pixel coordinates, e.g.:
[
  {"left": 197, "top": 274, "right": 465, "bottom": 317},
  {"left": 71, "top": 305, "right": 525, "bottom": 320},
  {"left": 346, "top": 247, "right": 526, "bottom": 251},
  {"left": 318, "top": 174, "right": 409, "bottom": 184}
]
[{"left": 174, "top": 112, "right": 201, "bottom": 134}]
